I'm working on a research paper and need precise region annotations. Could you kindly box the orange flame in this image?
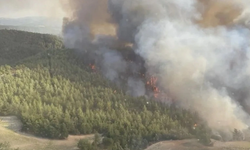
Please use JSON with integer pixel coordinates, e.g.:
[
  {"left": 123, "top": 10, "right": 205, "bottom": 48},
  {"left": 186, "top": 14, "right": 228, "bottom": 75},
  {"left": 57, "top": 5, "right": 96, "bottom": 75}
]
[
  {"left": 89, "top": 64, "right": 96, "bottom": 71},
  {"left": 146, "top": 76, "right": 160, "bottom": 98}
]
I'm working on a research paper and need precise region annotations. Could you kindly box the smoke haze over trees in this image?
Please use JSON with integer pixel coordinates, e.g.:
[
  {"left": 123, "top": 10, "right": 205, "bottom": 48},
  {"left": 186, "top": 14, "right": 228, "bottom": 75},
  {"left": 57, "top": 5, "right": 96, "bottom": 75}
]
[
  {"left": 62, "top": 0, "right": 250, "bottom": 136},
  {"left": 0, "top": 30, "right": 212, "bottom": 149}
]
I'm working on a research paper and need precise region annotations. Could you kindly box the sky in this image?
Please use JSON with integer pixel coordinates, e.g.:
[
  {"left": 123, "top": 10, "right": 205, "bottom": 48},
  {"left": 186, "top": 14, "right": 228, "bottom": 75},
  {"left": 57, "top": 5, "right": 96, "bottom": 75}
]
[{"left": 0, "top": 0, "right": 65, "bottom": 18}]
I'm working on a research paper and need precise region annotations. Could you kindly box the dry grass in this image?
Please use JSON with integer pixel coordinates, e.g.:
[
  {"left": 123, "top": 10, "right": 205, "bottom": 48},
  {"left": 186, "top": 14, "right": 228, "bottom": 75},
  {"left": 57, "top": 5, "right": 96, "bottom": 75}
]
[
  {"left": 1, "top": 116, "right": 250, "bottom": 150},
  {"left": 0, "top": 116, "right": 93, "bottom": 150},
  {"left": 145, "top": 139, "right": 250, "bottom": 150}
]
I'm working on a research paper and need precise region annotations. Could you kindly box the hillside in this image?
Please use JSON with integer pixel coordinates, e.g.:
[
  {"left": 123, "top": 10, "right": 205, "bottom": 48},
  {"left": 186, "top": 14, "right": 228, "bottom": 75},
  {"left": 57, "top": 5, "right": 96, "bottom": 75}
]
[
  {"left": 0, "top": 30, "right": 63, "bottom": 65},
  {"left": 0, "top": 30, "right": 223, "bottom": 150},
  {"left": 0, "top": 119, "right": 93, "bottom": 150}
]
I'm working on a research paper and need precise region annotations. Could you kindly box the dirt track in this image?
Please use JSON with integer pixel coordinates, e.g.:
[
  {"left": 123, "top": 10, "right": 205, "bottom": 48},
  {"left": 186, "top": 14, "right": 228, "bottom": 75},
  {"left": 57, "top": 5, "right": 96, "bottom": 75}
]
[{"left": 145, "top": 139, "right": 250, "bottom": 150}]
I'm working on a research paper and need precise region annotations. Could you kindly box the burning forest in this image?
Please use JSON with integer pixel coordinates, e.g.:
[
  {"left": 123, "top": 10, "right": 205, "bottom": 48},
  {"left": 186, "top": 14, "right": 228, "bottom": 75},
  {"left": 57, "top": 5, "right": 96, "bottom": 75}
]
[{"left": 62, "top": 0, "right": 250, "bottom": 138}]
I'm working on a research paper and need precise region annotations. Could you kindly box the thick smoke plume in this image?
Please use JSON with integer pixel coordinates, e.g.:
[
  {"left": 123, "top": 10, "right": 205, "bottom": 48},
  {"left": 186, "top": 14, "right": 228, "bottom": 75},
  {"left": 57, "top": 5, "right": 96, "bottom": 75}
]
[{"left": 62, "top": 0, "right": 250, "bottom": 135}]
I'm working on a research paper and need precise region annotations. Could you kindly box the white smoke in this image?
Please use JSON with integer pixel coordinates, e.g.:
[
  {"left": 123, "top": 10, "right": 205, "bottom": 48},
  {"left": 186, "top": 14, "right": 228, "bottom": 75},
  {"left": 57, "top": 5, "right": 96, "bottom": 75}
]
[
  {"left": 137, "top": 0, "right": 250, "bottom": 130},
  {"left": 99, "top": 48, "right": 127, "bottom": 82},
  {"left": 63, "top": 0, "right": 250, "bottom": 132},
  {"left": 127, "top": 77, "right": 146, "bottom": 97},
  {"left": 133, "top": 0, "right": 250, "bottom": 130}
]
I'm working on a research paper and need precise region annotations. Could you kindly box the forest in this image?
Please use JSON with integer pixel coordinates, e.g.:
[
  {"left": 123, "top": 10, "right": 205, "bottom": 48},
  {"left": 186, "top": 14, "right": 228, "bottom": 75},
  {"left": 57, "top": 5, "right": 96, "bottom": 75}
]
[{"left": 0, "top": 30, "right": 212, "bottom": 150}]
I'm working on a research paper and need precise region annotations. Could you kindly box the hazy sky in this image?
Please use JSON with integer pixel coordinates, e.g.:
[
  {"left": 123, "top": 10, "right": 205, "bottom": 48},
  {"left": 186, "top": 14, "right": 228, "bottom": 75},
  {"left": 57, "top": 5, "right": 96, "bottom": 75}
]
[{"left": 0, "top": 0, "right": 65, "bottom": 18}]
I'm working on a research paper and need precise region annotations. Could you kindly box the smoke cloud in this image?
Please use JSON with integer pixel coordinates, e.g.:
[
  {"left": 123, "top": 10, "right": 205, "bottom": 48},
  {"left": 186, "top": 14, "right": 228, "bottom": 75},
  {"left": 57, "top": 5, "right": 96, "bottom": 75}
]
[{"left": 62, "top": 0, "right": 250, "bottom": 134}]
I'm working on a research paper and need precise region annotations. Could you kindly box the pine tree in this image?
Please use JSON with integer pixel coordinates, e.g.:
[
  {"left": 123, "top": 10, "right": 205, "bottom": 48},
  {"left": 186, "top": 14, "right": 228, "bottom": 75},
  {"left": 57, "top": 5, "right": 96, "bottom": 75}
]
[
  {"left": 77, "top": 139, "right": 93, "bottom": 150},
  {"left": 60, "top": 123, "right": 69, "bottom": 139}
]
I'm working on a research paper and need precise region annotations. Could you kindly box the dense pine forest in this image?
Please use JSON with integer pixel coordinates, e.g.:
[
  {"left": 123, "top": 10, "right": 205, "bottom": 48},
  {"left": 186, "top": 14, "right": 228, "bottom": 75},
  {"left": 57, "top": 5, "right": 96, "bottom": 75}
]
[
  {"left": 0, "top": 30, "right": 212, "bottom": 150},
  {"left": 0, "top": 29, "right": 63, "bottom": 65}
]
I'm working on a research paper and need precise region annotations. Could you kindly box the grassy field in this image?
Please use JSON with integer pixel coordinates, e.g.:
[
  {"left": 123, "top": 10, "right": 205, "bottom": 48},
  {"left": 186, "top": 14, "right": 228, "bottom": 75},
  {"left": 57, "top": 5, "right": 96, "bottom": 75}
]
[
  {"left": 0, "top": 116, "right": 93, "bottom": 150},
  {"left": 2, "top": 121, "right": 250, "bottom": 150}
]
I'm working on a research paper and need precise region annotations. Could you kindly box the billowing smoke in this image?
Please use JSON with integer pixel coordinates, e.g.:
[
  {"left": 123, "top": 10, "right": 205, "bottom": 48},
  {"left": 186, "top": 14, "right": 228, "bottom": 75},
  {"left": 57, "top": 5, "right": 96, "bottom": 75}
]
[{"left": 62, "top": 0, "right": 250, "bottom": 134}]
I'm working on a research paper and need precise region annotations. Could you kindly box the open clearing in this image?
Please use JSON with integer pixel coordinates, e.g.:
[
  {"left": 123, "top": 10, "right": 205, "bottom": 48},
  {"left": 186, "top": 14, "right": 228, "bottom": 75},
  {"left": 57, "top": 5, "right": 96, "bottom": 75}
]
[
  {"left": 145, "top": 139, "right": 250, "bottom": 150},
  {"left": 0, "top": 116, "right": 93, "bottom": 150}
]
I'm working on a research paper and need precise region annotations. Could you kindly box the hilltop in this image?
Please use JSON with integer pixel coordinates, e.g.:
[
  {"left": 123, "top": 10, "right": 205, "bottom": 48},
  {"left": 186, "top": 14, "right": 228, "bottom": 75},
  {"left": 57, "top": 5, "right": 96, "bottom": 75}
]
[
  {"left": 0, "top": 30, "right": 63, "bottom": 65},
  {"left": 0, "top": 30, "right": 249, "bottom": 150}
]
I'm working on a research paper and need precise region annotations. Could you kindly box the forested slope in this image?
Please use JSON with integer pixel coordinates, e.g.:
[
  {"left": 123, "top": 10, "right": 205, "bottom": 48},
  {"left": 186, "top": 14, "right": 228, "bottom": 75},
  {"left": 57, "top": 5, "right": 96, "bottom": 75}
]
[
  {"left": 0, "top": 30, "right": 63, "bottom": 65},
  {"left": 0, "top": 30, "right": 211, "bottom": 150}
]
